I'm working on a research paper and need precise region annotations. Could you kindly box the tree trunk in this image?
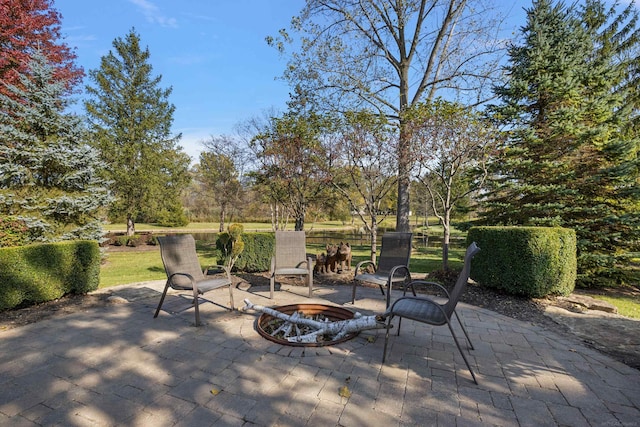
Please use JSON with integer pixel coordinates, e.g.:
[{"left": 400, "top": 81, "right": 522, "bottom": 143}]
[
  {"left": 396, "top": 119, "right": 411, "bottom": 232},
  {"left": 271, "top": 204, "right": 275, "bottom": 230},
  {"left": 443, "top": 209, "right": 451, "bottom": 271},
  {"left": 295, "top": 215, "right": 304, "bottom": 231},
  {"left": 423, "top": 202, "right": 429, "bottom": 248},
  {"left": 218, "top": 205, "right": 226, "bottom": 232},
  {"left": 126, "top": 215, "right": 135, "bottom": 237},
  {"left": 270, "top": 203, "right": 279, "bottom": 231},
  {"left": 424, "top": 200, "right": 429, "bottom": 228},
  {"left": 370, "top": 216, "right": 378, "bottom": 264},
  {"left": 243, "top": 299, "right": 386, "bottom": 343}
]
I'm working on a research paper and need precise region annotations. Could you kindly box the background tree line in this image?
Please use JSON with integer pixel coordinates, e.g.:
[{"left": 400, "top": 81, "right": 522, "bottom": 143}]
[
  {"left": 191, "top": 0, "right": 639, "bottom": 287},
  {"left": 1, "top": 0, "right": 638, "bottom": 288}
]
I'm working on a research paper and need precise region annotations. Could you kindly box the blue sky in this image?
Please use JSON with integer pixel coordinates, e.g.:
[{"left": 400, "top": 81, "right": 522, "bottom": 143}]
[
  {"left": 54, "top": 0, "right": 633, "bottom": 162},
  {"left": 57, "top": 0, "right": 305, "bottom": 161}
]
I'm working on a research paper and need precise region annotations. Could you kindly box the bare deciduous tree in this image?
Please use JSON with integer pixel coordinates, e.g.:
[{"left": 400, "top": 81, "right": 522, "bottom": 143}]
[
  {"left": 269, "top": 0, "right": 505, "bottom": 232},
  {"left": 197, "top": 135, "right": 246, "bottom": 232},
  {"left": 332, "top": 110, "right": 397, "bottom": 263},
  {"left": 249, "top": 111, "right": 333, "bottom": 231},
  {"left": 408, "top": 100, "right": 497, "bottom": 269}
]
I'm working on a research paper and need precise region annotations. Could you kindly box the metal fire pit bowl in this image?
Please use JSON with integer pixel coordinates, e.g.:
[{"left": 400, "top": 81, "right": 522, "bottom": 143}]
[{"left": 256, "top": 303, "right": 359, "bottom": 347}]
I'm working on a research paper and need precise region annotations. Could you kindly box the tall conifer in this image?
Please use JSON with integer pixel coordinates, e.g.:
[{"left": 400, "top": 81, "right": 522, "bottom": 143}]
[
  {"left": 0, "top": 51, "right": 111, "bottom": 242},
  {"left": 85, "top": 29, "right": 190, "bottom": 235},
  {"left": 482, "top": 0, "right": 639, "bottom": 286}
]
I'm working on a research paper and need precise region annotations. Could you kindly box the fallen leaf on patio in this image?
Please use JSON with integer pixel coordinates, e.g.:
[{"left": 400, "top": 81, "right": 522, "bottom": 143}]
[
  {"left": 367, "top": 336, "right": 375, "bottom": 343},
  {"left": 210, "top": 388, "right": 220, "bottom": 395},
  {"left": 338, "top": 385, "right": 351, "bottom": 398}
]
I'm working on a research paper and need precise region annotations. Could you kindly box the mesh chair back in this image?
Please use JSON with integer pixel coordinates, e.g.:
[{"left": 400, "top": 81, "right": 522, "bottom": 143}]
[
  {"left": 443, "top": 242, "right": 481, "bottom": 315},
  {"left": 158, "top": 234, "right": 205, "bottom": 288},
  {"left": 375, "top": 232, "right": 413, "bottom": 276},
  {"left": 274, "top": 231, "right": 307, "bottom": 269}
]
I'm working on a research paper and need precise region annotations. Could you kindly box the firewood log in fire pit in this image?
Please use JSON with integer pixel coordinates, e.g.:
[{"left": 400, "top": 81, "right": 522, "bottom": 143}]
[{"left": 243, "top": 299, "right": 387, "bottom": 344}]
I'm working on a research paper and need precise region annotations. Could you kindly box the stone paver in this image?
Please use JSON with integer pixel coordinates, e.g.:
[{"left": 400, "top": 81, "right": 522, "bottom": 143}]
[{"left": 1, "top": 279, "right": 639, "bottom": 426}]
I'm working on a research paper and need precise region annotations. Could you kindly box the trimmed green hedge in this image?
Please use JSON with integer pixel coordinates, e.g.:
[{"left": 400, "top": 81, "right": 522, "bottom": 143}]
[
  {"left": 232, "top": 233, "right": 274, "bottom": 272},
  {"left": 0, "top": 240, "right": 101, "bottom": 311},
  {"left": 467, "top": 226, "right": 576, "bottom": 298}
]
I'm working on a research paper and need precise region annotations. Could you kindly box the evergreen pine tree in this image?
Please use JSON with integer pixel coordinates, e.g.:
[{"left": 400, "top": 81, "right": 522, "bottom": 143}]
[
  {"left": 481, "top": 0, "right": 639, "bottom": 287},
  {"left": 0, "top": 51, "right": 112, "bottom": 243},
  {"left": 85, "top": 28, "right": 190, "bottom": 235}
]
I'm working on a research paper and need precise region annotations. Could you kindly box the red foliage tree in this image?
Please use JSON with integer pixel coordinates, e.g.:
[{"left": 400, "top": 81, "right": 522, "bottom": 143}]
[{"left": 0, "top": 0, "right": 83, "bottom": 95}]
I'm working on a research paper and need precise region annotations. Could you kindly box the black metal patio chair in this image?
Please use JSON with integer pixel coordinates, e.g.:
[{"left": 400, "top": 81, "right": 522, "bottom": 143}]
[
  {"left": 270, "top": 231, "right": 313, "bottom": 299},
  {"left": 352, "top": 232, "right": 413, "bottom": 307},
  {"left": 381, "top": 241, "right": 481, "bottom": 384}
]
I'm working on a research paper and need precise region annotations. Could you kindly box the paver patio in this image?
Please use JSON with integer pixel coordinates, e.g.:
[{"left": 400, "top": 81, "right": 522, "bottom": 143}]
[{"left": 1, "top": 279, "right": 639, "bottom": 426}]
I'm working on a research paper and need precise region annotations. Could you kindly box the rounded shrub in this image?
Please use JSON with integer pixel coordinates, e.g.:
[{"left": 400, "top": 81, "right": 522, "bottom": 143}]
[{"left": 467, "top": 226, "right": 577, "bottom": 298}]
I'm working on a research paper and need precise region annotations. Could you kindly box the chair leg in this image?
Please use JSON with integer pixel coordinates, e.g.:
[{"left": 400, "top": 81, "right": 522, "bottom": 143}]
[
  {"left": 454, "top": 310, "right": 474, "bottom": 350},
  {"left": 308, "top": 273, "right": 313, "bottom": 298},
  {"left": 382, "top": 315, "right": 394, "bottom": 363},
  {"left": 153, "top": 281, "right": 171, "bottom": 318},
  {"left": 385, "top": 281, "right": 392, "bottom": 308},
  {"left": 270, "top": 275, "right": 275, "bottom": 299},
  {"left": 193, "top": 288, "right": 201, "bottom": 326},
  {"left": 405, "top": 280, "right": 417, "bottom": 297},
  {"left": 446, "top": 320, "right": 478, "bottom": 384},
  {"left": 351, "top": 281, "right": 357, "bottom": 304}
]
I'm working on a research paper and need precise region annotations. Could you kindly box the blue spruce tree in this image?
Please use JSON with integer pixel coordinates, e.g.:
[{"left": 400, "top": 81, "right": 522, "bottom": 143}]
[{"left": 0, "top": 51, "right": 112, "bottom": 243}]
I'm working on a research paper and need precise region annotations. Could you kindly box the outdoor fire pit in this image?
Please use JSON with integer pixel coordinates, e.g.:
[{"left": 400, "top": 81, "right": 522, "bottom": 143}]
[{"left": 255, "top": 303, "right": 359, "bottom": 347}]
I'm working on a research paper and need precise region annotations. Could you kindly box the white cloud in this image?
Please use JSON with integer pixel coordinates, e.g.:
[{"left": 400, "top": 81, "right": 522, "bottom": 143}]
[
  {"left": 60, "top": 25, "right": 97, "bottom": 47},
  {"left": 177, "top": 128, "right": 213, "bottom": 163},
  {"left": 66, "top": 34, "right": 97, "bottom": 43},
  {"left": 180, "top": 12, "right": 217, "bottom": 23},
  {"left": 128, "top": 0, "right": 178, "bottom": 28}
]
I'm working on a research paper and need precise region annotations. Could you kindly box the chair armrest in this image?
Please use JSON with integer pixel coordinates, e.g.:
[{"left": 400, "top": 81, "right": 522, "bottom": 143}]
[
  {"left": 295, "top": 258, "right": 313, "bottom": 271},
  {"left": 386, "top": 264, "right": 412, "bottom": 305},
  {"left": 168, "top": 272, "right": 198, "bottom": 293},
  {"left": 354, "top": 260, "right": 376, "bottom": 275},
  {"left": 404, "top": 280, "right": 450, "bottom": 299},
  {"left": 389, "top": 265, "right": 410, "bottom": 281}
]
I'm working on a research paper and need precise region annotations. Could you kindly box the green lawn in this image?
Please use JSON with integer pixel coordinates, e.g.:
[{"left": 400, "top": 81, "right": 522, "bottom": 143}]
[
  {"left": 100, "top": 246, "right": 221, "bottom": 288},
  {"left": 99, "top": 240, "right": 462, "bottom": 288},
  {"left": 588, "top": 293, "right": 640, "bottom": 319},
  {"left": 99, "top": 223, "right": 640, "bottom": 319},
  {"left": 100, "top": 251, "right": 164, "bottom": 288},
  {"left": 103, "top": 220, "right": 393, "bottom": 233}
]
